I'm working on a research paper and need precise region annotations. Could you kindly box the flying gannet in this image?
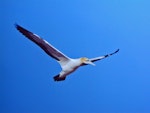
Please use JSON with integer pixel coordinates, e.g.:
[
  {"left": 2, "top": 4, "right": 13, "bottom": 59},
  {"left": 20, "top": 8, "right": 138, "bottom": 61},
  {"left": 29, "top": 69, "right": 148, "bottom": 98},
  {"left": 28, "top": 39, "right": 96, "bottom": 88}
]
[{"left": 15, "top": 24, "right": 119, "bottom": 81}]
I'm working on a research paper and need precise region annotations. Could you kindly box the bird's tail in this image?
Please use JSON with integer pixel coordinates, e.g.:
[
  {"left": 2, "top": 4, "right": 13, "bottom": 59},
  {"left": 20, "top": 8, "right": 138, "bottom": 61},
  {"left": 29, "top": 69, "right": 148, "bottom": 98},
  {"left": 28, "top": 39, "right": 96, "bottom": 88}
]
[{"left": 53, "top": 74, "right": 66, "bottom": 81}]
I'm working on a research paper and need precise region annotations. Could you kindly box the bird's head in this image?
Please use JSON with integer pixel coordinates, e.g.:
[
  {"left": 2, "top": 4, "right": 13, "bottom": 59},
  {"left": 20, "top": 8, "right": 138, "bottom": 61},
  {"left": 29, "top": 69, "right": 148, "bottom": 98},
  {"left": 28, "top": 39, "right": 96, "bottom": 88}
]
[{"left": 80, "top": 57, "right": 95, "bottom": 66}]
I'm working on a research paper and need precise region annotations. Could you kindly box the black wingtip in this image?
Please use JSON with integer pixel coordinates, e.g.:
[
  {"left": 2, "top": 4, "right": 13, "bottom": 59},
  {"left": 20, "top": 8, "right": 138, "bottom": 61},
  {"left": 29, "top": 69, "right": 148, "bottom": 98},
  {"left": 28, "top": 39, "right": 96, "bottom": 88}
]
[
  {"left": 14, "top": 23, "right": 21, "bottom": 30},
  {"left": 15, "top": 23, "right": 24, "bottom": 30},
  {"left": 115, "top": 49, "right": 120, "bottom": 53},
  {"left": 110, "top": 49, "right": 120, "bottom": 56}
]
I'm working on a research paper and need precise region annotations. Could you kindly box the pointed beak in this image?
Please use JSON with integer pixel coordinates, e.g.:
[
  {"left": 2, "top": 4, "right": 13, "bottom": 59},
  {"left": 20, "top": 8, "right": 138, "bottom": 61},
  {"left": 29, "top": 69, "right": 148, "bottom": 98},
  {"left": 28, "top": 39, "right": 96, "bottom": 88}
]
[{"left": 85, "top": 61, "right": 95, "bottom": 66}]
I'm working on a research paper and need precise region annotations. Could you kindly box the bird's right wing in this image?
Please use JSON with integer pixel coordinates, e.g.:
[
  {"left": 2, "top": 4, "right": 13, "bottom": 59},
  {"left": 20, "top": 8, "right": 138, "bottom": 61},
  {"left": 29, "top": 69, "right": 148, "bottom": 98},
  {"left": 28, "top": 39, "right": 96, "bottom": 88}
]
[
  {"left": 15, "top": 24, "right": 70, "bottom": 62},
  {"left": 89, "top": 49, "right": 119, "bottom": 62}
]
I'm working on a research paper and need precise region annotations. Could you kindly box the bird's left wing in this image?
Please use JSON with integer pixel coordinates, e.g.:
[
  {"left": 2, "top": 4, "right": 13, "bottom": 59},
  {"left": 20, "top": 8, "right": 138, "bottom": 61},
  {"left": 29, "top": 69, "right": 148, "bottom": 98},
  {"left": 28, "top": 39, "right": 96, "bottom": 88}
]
[
  {"left": 89, "top": 49, "right": 119, "bottom": 63},
  {"left": 15, "top": 24, "right": 70, "bottom": 62}
]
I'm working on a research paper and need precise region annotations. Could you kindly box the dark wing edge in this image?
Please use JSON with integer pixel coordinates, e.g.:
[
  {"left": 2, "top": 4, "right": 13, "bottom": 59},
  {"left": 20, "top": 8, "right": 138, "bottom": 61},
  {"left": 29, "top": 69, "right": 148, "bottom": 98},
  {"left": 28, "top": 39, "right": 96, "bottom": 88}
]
[
  {"left": 90, "top": 49, "right": 120, "bottom": 62},
  {"left": 15, "top": 24, "right": 70, "bottom": 61}
]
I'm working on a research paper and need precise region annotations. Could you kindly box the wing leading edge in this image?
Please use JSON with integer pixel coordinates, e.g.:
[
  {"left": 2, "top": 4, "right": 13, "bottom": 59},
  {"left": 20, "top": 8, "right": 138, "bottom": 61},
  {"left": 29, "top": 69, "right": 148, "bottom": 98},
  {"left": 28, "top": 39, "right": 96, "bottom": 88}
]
[{"left": 15, "top": 24, "right": 70, "bottom": 62}]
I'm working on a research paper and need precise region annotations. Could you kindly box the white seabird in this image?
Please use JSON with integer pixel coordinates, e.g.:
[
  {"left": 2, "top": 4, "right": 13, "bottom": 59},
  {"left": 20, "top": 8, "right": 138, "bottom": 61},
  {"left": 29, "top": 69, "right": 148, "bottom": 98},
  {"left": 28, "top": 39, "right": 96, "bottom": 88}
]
[{"left": 15, "top": 24, "right": 119, "bottom": 81}]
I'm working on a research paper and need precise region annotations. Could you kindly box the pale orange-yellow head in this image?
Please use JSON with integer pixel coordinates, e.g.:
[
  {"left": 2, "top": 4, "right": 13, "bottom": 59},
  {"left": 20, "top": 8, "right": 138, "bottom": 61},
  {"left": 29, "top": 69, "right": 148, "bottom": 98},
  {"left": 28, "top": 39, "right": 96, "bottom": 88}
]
[{"left": 80, "top": 57, "right": 95, "bottom": 66}]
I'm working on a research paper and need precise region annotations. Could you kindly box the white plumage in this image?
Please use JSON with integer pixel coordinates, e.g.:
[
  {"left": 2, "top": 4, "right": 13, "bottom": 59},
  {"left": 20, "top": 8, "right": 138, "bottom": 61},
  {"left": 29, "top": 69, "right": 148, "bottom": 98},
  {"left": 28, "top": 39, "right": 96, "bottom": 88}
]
[{"left": 15, "top": 24, "right": 119, "bottom": 81}]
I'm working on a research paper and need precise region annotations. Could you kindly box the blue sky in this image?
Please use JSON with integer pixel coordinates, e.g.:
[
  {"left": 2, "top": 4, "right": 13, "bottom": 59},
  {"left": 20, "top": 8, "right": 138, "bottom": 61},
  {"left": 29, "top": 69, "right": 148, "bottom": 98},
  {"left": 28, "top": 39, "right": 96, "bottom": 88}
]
[{"left": 1, "top": 0, "right": 150, "bottom": 113}]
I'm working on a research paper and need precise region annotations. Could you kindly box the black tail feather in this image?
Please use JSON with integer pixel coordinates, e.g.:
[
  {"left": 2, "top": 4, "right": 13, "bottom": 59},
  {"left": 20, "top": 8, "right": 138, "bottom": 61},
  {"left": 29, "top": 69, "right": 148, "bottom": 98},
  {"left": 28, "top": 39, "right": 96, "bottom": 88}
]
[{"left": 53, "top": 74, "right": 66, "bottom": 81}]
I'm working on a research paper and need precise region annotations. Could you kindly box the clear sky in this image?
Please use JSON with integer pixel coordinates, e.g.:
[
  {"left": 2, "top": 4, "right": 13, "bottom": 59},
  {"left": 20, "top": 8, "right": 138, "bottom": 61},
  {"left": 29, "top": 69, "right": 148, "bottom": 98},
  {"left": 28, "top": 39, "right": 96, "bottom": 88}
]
[{"left": 1, "top": 0, "right": 150, "bottom": 113}]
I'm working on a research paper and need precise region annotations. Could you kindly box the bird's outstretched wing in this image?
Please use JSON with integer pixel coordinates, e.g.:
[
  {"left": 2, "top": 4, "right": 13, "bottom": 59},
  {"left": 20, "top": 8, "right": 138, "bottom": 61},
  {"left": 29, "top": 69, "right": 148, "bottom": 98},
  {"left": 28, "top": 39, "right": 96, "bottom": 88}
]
[
  {"left": 15, "top": 24, "right": 70, "bottom": 62},
  {"left": 89, "top": 49, "right": 119, "bottom": 62}
]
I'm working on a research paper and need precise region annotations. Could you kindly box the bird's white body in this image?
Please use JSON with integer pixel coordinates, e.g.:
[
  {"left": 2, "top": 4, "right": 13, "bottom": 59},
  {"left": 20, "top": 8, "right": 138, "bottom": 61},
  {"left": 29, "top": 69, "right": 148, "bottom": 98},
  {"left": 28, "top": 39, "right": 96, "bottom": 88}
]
[
  {"left": 58, "top": 58, "right": 82, "bottom": 78},
  {"left": 16, "top": 24, "right": 119, "bottom": 81}
]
